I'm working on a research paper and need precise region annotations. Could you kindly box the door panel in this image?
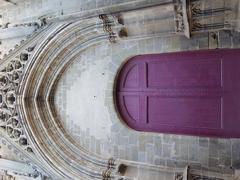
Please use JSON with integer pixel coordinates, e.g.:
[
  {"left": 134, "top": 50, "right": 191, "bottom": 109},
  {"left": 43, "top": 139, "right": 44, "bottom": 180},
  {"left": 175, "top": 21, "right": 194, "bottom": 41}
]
[
  {"left": 116, "top": 49, "right": 240, "bottom": 138},
  {"left": 147, "top": 59, "right": 222, "bottom": 88},
  {"left": 147, "top": 96, "right": 222, "bottom": 128}
]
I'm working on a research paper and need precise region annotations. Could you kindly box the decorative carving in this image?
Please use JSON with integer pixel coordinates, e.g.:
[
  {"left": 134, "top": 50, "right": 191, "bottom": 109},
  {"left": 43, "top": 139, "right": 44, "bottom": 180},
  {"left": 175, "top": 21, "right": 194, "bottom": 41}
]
[
  {"left": 174, "top": 0, "right": 190, "bottom": 38},
  {"left": 108, "top": 158, "right": 115, "bottom": 169},
  {"left": 0, "top": 48, "right": 35, "bottom": 153},
  {"left": 175, "top": 173, "right": 184, "bottom": 180},
  {"left": 102, "top": 158, "right": 116, "bottom": 179},
  {"left": 175, "top": 166, "right": 188, "bottom": 180},
  {"left": 99, "top": 14, "right": 117, "bottom": 43},
  {"left": 191, "top": 1, "right": 202, "bottom": 17},
  {"left": 189, "top": 0, "right": 232, "bottom": 32},
  {"left": 174, "top": 0, "right": 185, "bottom": 33},
  {"left": 190, "top": 174, "right": 223, "bottom": 180},
  {"left": 102, "top": 169, "right": 112, "bottom": 180},
  {"left": 117, "top": 164, "right": 127, "bottom": 175},
  {"left": 20, "top": 53, "right": 28, "bottom": 61},
  {"left": 118, "top": 27, "right": 128, "bottom": 38}
]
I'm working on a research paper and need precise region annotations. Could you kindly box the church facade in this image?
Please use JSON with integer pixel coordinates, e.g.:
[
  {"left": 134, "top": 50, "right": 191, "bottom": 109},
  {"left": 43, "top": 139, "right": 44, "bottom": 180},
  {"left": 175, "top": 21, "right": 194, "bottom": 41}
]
[{"left": 0, "top": 0, "right": 240, "bottom": 179}]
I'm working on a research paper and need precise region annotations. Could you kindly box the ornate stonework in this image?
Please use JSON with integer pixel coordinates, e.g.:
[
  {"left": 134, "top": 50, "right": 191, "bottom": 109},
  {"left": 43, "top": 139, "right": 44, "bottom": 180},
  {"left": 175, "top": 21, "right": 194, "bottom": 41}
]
[
  {"left": 188, "top": 0, "right": 233, "bottom": 33},
  {"left": 0, "top": 0, "right": 239, "bottom": 179},
  {"left": 0, "top": 49, "right": 34, "bottom": 153}
]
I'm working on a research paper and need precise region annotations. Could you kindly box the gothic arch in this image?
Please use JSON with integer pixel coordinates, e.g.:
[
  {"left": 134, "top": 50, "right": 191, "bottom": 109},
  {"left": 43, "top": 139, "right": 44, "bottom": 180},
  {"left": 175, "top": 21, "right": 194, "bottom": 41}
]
[
  {"left": 0, "top": 1, "right": 238, "bottom": 179},
  {"left": 17, "top": 19, "right": 118, "bottom": 179}
]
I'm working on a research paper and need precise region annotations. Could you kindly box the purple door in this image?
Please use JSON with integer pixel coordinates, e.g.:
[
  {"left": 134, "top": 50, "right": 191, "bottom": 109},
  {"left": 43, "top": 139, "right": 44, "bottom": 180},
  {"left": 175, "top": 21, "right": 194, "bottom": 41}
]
[{"left": 116, "top": 49, "right": 240, "bottom": 138}]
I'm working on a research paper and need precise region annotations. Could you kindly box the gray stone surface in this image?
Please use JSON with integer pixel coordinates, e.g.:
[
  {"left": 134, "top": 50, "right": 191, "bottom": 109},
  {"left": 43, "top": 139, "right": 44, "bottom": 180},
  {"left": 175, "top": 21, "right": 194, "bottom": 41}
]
[
  {"left": 232, "top": 140, "right": 240, "bottom": 169},
  {"left": 53, "top": 28, "right": 240, "bottom": 175}
]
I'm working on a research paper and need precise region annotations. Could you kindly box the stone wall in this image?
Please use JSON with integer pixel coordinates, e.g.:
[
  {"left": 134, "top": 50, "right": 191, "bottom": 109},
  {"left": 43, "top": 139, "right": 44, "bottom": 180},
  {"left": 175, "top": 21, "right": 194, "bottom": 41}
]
[
  {"left": 54, "top": 28, "right": 240, "bottom": 180},
  {"left": 0, "top": 0, "right": 240, "bottom": 179}
]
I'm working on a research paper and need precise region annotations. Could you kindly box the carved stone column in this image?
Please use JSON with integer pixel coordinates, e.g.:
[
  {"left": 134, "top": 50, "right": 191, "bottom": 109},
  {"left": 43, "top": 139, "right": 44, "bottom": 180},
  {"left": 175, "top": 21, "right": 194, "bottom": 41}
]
[{"left": 187, "top": 0, "right": 234, "bottom": 35}]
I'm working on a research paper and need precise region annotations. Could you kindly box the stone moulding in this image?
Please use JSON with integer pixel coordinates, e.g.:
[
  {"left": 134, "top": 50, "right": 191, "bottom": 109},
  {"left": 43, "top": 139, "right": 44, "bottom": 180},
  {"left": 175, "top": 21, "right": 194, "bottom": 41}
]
[
  {"left": 0, "top": 24, "right": 61, "bottom": 177},
  {"left": 15, "top": 15, "right": 191, "bottom": 179},
  {"left": 17, "top": 18, "right": 118, "bottom": 179},
  {"left": 174, "top": 0, "right": 191, "bottom": 38}
]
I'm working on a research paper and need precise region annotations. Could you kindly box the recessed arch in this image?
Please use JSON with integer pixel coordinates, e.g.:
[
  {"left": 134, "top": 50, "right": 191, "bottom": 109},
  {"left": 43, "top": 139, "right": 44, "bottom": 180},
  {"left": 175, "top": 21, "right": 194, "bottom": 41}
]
[
  {"left": 17, "top": 19, "right": 116, "bottom": 179},
  {"left": 116, "top": 49, "right": 240, "bottom": 138}
]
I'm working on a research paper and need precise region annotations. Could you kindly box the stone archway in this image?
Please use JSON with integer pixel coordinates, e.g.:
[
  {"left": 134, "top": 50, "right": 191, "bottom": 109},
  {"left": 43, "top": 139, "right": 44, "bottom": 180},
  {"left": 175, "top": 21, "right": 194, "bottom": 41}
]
[
  {"left": 16, "top": 15, "right": 188, "bottom": 180},
  {"left": 0, "top": 0, "right": 239, "bottom": 179},
  {"left": 17, "top": 19, "right": 117, "bottom": 179}
]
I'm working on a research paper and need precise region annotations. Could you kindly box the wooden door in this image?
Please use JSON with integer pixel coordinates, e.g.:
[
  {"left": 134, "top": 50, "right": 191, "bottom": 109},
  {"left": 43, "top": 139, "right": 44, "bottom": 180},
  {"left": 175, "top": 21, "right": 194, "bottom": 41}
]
[{"left": 116, "top": 49, "right": 240, "bottom": 138}]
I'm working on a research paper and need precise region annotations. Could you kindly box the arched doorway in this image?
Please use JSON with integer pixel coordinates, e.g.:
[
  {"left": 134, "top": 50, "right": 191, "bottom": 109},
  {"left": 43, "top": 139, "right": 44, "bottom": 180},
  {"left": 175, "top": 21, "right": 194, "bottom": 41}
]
[{"left": 116, "top": 49, "right": 240, "bottom": 138}]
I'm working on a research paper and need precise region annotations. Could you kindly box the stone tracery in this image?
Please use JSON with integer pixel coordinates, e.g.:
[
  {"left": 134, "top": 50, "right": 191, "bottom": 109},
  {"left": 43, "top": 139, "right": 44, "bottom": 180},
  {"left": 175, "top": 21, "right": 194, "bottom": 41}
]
[{"left": 0, "top": 50, "right": 33, "bottom": 152}]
